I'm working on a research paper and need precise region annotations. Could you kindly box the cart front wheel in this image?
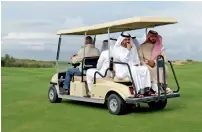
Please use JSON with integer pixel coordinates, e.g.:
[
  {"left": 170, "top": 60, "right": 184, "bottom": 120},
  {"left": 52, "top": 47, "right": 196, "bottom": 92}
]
[
  {"left": 107, "top": 94, "right": 126, "bottom": 115},
  {"left": 48, "top": 85, "right": 62, "bottom": 103}
]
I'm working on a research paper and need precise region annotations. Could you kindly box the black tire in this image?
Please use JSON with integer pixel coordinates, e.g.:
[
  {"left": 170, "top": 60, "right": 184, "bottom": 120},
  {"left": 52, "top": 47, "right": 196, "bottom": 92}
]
[
  {"left": 148, "top": 99, "right": 167, "bottom": 110},
  {"left": 48, "top": 85, "right": 62, "bottom": 103},
  {"left": 107, "top": 94, "right": 126, "bottom": 115}
]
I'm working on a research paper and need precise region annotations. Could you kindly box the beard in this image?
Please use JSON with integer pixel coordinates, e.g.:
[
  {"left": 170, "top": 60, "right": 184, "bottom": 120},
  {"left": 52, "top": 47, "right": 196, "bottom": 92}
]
[
  {"left": 151, "top": 40, "right": 156, "bottom": 44},
  {"left": 149, "top": 39, "right": 156, "bottom": 44},
  {"left": 121, "top": 42, "right": 128, "bottom": 48}
]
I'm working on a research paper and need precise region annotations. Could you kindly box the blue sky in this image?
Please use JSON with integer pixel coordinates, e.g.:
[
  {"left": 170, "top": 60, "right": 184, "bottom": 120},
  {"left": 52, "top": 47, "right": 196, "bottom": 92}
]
[{"left": 1, "top": 1, "right": 202, "bottom": 61}]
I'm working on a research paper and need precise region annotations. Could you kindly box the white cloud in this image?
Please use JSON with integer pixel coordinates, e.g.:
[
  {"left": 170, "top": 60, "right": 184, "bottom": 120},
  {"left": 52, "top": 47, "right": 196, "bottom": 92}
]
[
  {"left": 63, "top": 17, "right": 85, "bottom": 28},
  {"left": 19, "top": 41, "right": 45, "bottom": 46},
  {"left": 1, "top": 32, "right": 57, "bottom": 51},
  {"left": 28, "top": 45, "right": 45, "bottom": 51},
  {"left": 1, "top": 16, "right": 86, "bottom": 51},
  {"left": 2, "top": 32, "right": 57, "bottom": 40},
  {"left": 12, "top": 19, "right": 53, "bottom": 27}
]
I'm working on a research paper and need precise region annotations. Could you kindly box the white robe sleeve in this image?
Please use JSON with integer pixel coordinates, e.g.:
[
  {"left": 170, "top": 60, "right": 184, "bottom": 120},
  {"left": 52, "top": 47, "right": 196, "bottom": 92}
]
[
  {"left": 96, "top": 51, "right": 105, "bottom": 70},
  {"left": 114, "top": 47, "right": 131, "bottom": 63}
]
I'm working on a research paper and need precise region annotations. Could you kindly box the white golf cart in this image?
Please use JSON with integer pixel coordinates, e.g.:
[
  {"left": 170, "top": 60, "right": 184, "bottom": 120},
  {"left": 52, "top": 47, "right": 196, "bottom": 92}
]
[{"left": 48, "top": 16, "right": 180, "bottom": 115}]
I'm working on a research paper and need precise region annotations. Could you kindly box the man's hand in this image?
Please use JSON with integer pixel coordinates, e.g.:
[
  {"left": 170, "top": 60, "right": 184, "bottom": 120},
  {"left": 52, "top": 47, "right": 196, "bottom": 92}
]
[
  {"left": 147, "top": 60, "right": 155, "bottom": 68},
  {"left": 126, "top": 43, "right": 132, "bottom": 50},
  {"left": 71, "top": 54, "right": 76, "bottom": 59}
]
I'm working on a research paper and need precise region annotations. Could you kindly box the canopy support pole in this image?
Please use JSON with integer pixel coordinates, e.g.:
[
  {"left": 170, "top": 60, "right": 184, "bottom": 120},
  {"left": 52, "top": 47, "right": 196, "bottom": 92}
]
[
  {"left": 56, "top": 35, "right": 62, "bottom": 73},
  {"left": 81, "top": 32, "right": 87, "bottom": 82},
  {"left": 145, "top": 28, "right": 148, "bottom": 35},
  {"left": 83, "top": 32, "right": 87, "bottom": 58},
  {"left": 108, "top": 28, "right": 111, "bottom": 62},
  {"left": 93, "top": 35, "right": 96, "bottom": 46}
]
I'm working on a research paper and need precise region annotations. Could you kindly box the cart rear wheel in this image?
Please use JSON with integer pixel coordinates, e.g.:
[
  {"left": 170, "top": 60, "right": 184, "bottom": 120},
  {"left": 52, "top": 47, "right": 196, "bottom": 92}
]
[
  {"left": 107, "top": 94, "right": 126, "bottom": 115},
  {"left": 148, "top": 99, "right": 167, "bottom": 110},
  {"left": 48, "top": 85, "right": 62, "bottom": 103}
]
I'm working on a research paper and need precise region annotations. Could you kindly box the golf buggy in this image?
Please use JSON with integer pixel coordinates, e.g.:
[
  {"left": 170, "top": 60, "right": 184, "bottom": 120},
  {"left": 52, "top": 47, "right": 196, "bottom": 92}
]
[{"left": 48, "top": 16, "right": 180, "bottom": 115}]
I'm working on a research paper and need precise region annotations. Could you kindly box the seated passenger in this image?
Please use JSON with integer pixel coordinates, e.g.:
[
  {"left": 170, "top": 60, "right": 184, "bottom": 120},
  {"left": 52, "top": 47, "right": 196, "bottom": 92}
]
[
  {"left": 138, "top": 30, "right": 171, "bottom": 93},
  {"left": 112, "top": 32, "right": 152, "bottom": 98},
  {"left": 86, "top": 39, "right": 116, "bottom": 96},
  {"left": 63, "top": 36, "right": 100, "bottom": 94}
]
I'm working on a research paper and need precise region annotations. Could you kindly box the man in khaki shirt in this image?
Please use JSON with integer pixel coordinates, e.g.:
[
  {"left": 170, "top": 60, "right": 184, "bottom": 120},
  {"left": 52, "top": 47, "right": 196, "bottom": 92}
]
[
  {"left": 63, "top": 36, "right": 100, "bottom": 94},
  {"left": 138, "top": 30, "right": 169, "bottom": 93}
]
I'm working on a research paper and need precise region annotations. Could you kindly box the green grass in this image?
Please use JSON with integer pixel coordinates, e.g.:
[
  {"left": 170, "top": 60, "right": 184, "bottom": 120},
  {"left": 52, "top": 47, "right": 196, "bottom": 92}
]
[{"left": 2, "top": 63, "right": 202, "bottom": 132}]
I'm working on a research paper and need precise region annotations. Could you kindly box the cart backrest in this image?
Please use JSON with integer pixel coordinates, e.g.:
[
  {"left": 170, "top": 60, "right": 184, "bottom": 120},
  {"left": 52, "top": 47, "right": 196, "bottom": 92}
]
[{"left": 81, "top": 56, "right": 100, "bottom": 72}]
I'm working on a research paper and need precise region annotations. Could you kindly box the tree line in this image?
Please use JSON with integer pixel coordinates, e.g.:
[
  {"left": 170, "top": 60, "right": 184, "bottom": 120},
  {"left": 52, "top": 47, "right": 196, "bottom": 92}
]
[
  {"left": 1, "top": 54, "right": 200, "bottom": 68},
  {"left": 1, "top": 54, "right": 56, "bottom": 68}
]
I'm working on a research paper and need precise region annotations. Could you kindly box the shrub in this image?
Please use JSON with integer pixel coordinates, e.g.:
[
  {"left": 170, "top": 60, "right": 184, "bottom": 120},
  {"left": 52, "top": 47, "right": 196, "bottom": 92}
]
[{"left": 1, "top": 54, "right": 57, "bottom": 68}]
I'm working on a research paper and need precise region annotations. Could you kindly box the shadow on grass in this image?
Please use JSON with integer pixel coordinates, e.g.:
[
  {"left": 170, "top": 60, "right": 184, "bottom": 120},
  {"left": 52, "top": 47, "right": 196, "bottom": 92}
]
[
  {"left": 63, "top": 100, "right": 107, "bottom": 109},
  {"left": 61, "top": 100, "right": 180, "bottom": 114},
  {"left": 130, "top": 106, "right": 176, "bottom": 114}
]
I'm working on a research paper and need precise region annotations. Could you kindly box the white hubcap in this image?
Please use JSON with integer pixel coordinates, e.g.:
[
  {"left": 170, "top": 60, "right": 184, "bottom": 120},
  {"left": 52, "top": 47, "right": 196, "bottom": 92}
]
[
  {"left": 109, "top": 99, "right": 118, "bottom": 112},
  {"left": 49, "top": 89, "right": 54, "bottom": 100}
]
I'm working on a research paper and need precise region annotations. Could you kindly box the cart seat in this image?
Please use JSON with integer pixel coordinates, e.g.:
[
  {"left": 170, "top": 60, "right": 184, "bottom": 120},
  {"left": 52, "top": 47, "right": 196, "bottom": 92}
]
[
  {"left": 73, "top": 76, "right": 86, "bottom": 81},
  {"left": 74, "top": 76, "right": 114, "bottom": 83},
  {"left": 108, "top": 57, "right": 131, "bottom": 83},
  {"left": 113, "top": 76, "right": 131, "bottom": 82}
]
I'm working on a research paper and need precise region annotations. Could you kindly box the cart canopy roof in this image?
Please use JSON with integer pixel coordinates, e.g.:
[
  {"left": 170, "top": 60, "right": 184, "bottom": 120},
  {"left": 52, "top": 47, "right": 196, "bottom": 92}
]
[{"left": 57, "top": 16, "right": 177, "bottom": 35}]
